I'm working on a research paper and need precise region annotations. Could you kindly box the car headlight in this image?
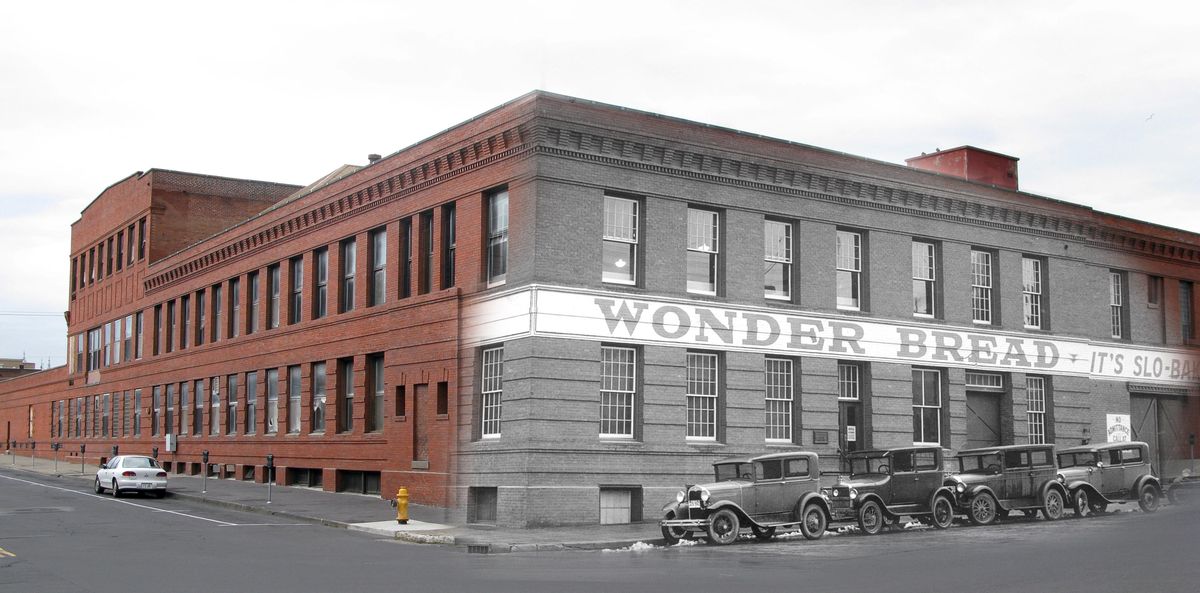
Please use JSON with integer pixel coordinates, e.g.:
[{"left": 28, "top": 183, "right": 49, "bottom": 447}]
[
  {"left": 699, "top": 488, "right": 711, "bottom": 503},
  {"left": 1057, "top": 474, "right": 1065, "bottom": 484},
  {"left": 676, "top": 490, "right": 685, "bottom": 503},
  {"left": 849, "top": 488, "right": 858, "bottom": 500},
  {"left": 955, "top": 482, "right": 965, "bottom": 493},
  {"left": 820, "top": 488, "right": 831, "bottom": 500}
]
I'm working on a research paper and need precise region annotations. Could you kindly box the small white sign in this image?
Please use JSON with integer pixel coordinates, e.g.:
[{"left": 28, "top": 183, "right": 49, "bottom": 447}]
[
  {"left": 846, "top": 426, "right": 857, "bottom": 442},
  {"left": 1107, "top": 414, "right": 1131, "bottom": 443}
]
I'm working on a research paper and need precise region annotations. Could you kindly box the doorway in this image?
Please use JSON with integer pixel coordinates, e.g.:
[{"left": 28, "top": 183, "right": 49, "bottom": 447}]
[
  {"left": 966, "top": 392, "right": 1002, "bottom": 449},
  {"left": 1131, "top": 394, "right": 1188, "bottom": 478}
]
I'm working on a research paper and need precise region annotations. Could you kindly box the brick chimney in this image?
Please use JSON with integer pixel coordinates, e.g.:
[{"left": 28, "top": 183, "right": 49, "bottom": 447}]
[{"left": 906, "top": 146, "right": 1019, "bottom": 191}]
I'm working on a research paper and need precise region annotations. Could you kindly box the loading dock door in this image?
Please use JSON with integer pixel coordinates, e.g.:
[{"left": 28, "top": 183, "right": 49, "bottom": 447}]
[
  {"left": 966, "top": 392, "right": 1001, "bottom": 449},
  {"left": 1131, "top": 394, "right": 1187, "bottom": 479}
]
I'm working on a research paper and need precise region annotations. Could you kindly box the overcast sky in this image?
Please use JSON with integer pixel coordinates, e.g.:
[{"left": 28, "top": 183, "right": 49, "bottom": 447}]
[{"left": 2, "top": 1, "right": 1198, "bottom": 368}]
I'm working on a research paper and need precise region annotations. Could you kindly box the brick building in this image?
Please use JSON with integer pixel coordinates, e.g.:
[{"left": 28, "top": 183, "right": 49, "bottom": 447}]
[{"left": 2, "top": 92, "right": 1198, "bottom": 527}]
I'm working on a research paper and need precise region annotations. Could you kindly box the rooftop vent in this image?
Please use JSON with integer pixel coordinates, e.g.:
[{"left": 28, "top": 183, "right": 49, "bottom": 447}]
[
  {"left": 906, "top": 146, "right": 1019, "bottom": 191},
  {"left": 367, "top": 154, "right": 382, "bottom": 164}
]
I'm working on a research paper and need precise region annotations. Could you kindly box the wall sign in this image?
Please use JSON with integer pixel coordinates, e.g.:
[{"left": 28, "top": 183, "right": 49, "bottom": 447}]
[{"left": 1107, "top": 414, "right": 1132, "bottom": 443}]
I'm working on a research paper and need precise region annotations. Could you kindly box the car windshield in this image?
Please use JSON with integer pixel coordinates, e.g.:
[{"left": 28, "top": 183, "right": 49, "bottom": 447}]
[
  {"left": 848, "top": 455, "right": 891, "bottom": 476},
  {"left": 123, "top": 457, "right": 160, "bottom": 469},
  {"left": 1057, "top": 452, "right": 1099, "bottom": 468},
  {"left": 957, "top": 453, "right": 1002, "bottom": 474},
  {"left": 714, "top": 462, "right": 754, "bottom": 482}
]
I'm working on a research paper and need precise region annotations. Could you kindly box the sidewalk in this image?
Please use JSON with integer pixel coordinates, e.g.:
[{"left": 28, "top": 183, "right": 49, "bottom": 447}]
[{"left": 0, "top": 451, "right": 665, "bottom": 553}]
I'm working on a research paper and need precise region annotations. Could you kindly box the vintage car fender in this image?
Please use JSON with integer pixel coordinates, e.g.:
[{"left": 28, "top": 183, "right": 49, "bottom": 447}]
[
  {"left": 855, "top": 492, "right": 892, "bottom": 518},
  {"left": 1039, "top": 480, "right": 1068, "bottom": 504},
  {"left": 926, "top": 486, "right": 957, "bottom": 512},
  {"left": 797, "top": 491, "right": 832, "bottom": 519},
  {"left": 1064, "top": 480, "right": 1111, "bottom": 504},
  {"left": 1132, "top": 474, "right": 1161, "bottom": 497},
  {"left": 705, "top": 500, "right": 759, "bottom": 527},
  {"left": 963, "top": 484, "right": 997, "bottom": 504}
]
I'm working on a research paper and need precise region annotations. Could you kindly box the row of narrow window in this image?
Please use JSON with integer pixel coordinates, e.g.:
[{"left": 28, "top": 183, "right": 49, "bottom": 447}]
[
  {"left": 71, "top": 217, "right": 147, "bottom": 298},
  {"left": 480, "top": 344, "right": 1051, "bottom": 446}
]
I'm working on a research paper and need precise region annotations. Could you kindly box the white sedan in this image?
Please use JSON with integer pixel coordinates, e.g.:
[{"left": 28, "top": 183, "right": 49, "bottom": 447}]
[{"left": 95, "top": 455, "right": 168, "bottom": 498}]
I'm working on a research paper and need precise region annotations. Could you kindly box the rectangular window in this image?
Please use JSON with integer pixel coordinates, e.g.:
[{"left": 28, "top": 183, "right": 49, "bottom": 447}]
[
  {"left": 192, "top": 379, "right": 204, "bottom": 435},
  {"left": 104, "top": 322, "right": 112, "bottom": 366},
  {"left": 122, "top": 315, "right": 133, "bottom": 362},
  {"left": 134, "top": 312, "right": 144, "bottom": 359},
  {"left": 367, "top": 354, "right": 384, "bottom": 432},
  {"left": 1182, "top": 281, "right": 1195, "bottom": 340},
  {"left": 247, "top": 271, "right": 260, "bottom": 334},
  {"left": 210, "top": 378, "right": 220, "bottom": 436},
  {"left": 340, "top": 238, "right": 356, "bottom": 313},
  {"left": 287, "top": 365, "right": 301, "bottom": 433},
  {"left": 226, "top": 375, "right": 237, "bottom": 435},
  {"left": 599, "top": 346, "right": 636, "bottom": 438},
  {"left": 180, "top": 381, "right": 191, "bottom": 436},
  {"left": 267, "top": 263, "right": 280, "bottom": 329},
  {"left": 419, "top": 212, "right": 433, "bottom": 294},
  {"left": 245, "top": 372, "right": 258, "bottom": 435},
  {"left": 87, "top": 327, "right": 101, "bottom": 371},
  {"left": 481, "top": 347, "right": 503, "bottom": 438},
  {"left": 196, "top": 289, "right": 206, "bottom": 345},
  {"left": 400, "top": 219, "right": 412, "bottom": 298},
  {"left": 603, "top": 196, "right": 639, "bottom": 285},
  {"left": 1148, "top": 275, "right": 1162, "bottom": 307},
  {"left": 487, "top": 190, "right": 509, "bottom": 285},
  {"left": 138, "top": 217, "right": 146, "bottom": 260},
  {"left": 965, "top": 372, "right": 1004, "bottom": 390},
  {"left": 116, "top": 231, "right": 124, "bottom": 271},
  {"left": 289, "top": 257, "right": 303, "bottom": 324},
  {"left": 764, "top": 357, "right": 793, "bottom": 442},
  {"left": 1022, "top": 257, "right": 1044, "bottom": 329},
  {"left": 912, "top": 241, "right": 936, "bottom": 317},
  {"left": 180, "top": 295, "right": 190, "bottom": 349},
  {"left": 151, "top": 386, "right": 161, "bottom": 436},
  {"left": 97, "top": 243, "right": 105, "bottom": 279},
  {"left": 971, "top": 250, "right": 994, "bottom": 324},
  {"left": 442, "top": 203, "right": 456, "bottom": 289},
  {"left": 838, "top": 363, "right": 861, "bottom": 400},
  {"left": 165, "top": 384, "right": 175, "bottom": 435},
  {"left": 165, "top": 301, "right": 175, "bottom": 353},
  {"left": 105, "top": 238, "right": 113, "bottom": 276},
  {"left": 229, "top": 277, "right": 241, "bottom": 338},
  {"left": 212, "top": 284, "right": 223, "bottom": 342},
  {"left": 88, "top": 247, "right": 95, "bottom": 284},
  {"left": 686, "top": 352, "right": 719, "bottom": 441},
  {"left": 912, "top": 369, "right": 941, "bottom": 445},
  {"left": 370, "top": 227, "right": 387, "bottom": 306},
  {"left": 764, "top": 220, "right": 791, "bottom": 300},
  {"left": 313, "top": 248, "right": 328, "bottom": 319},
  {"left": 1026, "top": 376, "right": 1047, "bottom": 444},
  {"left": 101, "top": 393, "right": 110, "bottom": 437},
  {"left": 337, "top": 358, "right": 354, "bottom": 433},
  {"left": 127, "top": 224, "right": 135, "bottom": 266},
  {"left": 311, "top": 362, "right": 326, "bottom": 433},
  {"left": 686, "top": 209, "right": 719, "bottom": 295},
  {"left": 836, "top": 230, "right": 862, "bottom": 310},
  {"left": 1110, "top": 271, "right": 1125, "bottom": 339},
  {"left": 129, "top": 391, "right": 140, "bottom": 436},
  {"left": 265, "top": 368, "right": 279, "bottom": 434}
]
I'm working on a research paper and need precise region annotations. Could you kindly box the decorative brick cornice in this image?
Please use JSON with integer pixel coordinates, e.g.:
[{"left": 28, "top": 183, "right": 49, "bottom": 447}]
[
  {"left": 144, "top": 122, "right": 536, "bottom": 294},
  {"left": 539, "top": 124, "right": 1200, "bottom": 265}
]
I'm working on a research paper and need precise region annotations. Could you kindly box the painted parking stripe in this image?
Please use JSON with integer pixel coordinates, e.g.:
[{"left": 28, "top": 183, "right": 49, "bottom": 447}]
[
  {"left": 0, "top": 547, "right": 15, "bottom": 558},
  {"left": 0, "top": 474, "right": 236, "bottom": 526}
]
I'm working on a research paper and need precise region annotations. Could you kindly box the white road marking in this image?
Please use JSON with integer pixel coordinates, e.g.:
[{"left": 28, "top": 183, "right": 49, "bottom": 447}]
[{"left": 0, "top": 473, "right": 236, "bottom": 526}]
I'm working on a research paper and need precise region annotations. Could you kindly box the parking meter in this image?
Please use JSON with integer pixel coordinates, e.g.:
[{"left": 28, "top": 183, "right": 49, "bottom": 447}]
[
  {"left": 265, "top": 454, "right": 275, "bottom": 503},
  {"left": 111, "top": 445, "right": 119, "bottom": 458},
  {"left": 80, "top": 443, "right": 86, "bottom": 474},
  {"left": 202, "top": 450, "right": 210, "bottom": 464},
  {"left": 202, "top": 450, "right": 211, "bottom": 493},
  {"left": 152, "top": 446, "right": 159, "bottom": 459}
]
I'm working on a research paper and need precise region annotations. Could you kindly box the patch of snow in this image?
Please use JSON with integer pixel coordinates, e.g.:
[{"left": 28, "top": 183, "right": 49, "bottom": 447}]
[{"left": 602, "top": 541, "right": 659, "bottom": 553}]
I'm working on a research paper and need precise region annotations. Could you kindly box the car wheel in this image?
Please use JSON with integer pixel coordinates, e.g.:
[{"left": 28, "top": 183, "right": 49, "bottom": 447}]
[
  {"left": 705, "top": 508, "right": 740, "bottom": 546},
  {"left": 1042, "top": 489, "right": 1064, "bottom": 520},
  {"left": 931, "top": 496, "right": 954, "bottom": 529},
  {"left": 94, "top": 478, "right": 104, "bottom": 494},
  {"left": 111, "top": 480, "right": 121, "bottom": 498},
  {"left": 1072, "top": 490, "right": 1091, "bottom": 518},
  {"left": 800, "top": 504, "right": 826, "bottom": 540},
  {"left": 968, "top": 493, "right": 997, "bottom": 526},
  {"left": 857, "top": 500, "right": 885, "bottom": 535},
  {"left": 1138, "top": 484, "right": 1161, "bottom": 513},
  {"left": 660, "top": 511, "right": 692, "bottom": 545},
  {"left": 751, "top": 526, "right": 776, "bottom": 541}
]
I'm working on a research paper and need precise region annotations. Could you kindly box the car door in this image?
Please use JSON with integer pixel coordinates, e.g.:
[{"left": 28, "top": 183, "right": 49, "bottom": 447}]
[
  {"left": 909, "top": 450, "right": 942, "bottom": 510},
  {"left": 98, "top": 456, "right": 117, "bottom": 483},
  {"left": 1027, "top": 448, "right": 1056, "bottom": 501},
  {"left": 1003, "top": 450, "right": 1032, "bottom": 503},
  {"left": 888, "top": 450, "right": 916, "bottom": 509},
  {"left": 1101, "top": 449, "right": 1126, "bottom": 498},
  {"left": 753, "top": 459, "right": 785, "bottom": 521}
]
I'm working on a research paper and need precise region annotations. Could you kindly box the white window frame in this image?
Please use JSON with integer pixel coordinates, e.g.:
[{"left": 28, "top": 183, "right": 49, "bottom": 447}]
[
  {"left": 838, "top": 363, "right": 860, "bottom": 400},
  {"left": 288, "top": 365, "right": 302, "bottom": 434},
  {"left": 311, "top": 362, "right": 326, "bottom": 434},
  {"left": 686, "top": 209, "right": 719, "bottom": 295},
  {"left": 1022, "top": 257, "right": 1043, "bottom": 329},
  {"left": 599, "top": 346, "right": 636, "bottom": 438},
  {"left": 210, "top": 377, "right": 220, "bottom": 436},
  {"left": 912, "top": 241, "right": 936, "bottom": 317},
  {"left": 685, "top": 352, "right": 718, "bottom": 441},
  {"left": 912, "top": 369, "right": 941, "bottom": 446},
  {"left": 836, "top": 230, "right": 861, "bottom": 310},
  {"left": 487, "top": 191, "right": 509, "bottom": 287},
  {"left": 1026, "top": 376, "right": 1046, "bottom": 444},
  {"left": 764, "top": 357, "right": 793, "bottom": 442},
  {"left": 764, "top": 221, "right": 792, "bottom": 300},
  {"left": 602, "top": 196, "right": 638, "bottom": 285},
  {"left": 971, "top": 250, "right": 993, "bottom": 324},
  {"left": 965, "top": 372, "right": 1004, "bottom": 390},
  {"left": 481, "top": 347, "right": 504, "bottom": 438},
  {"left": 1110, "top": 272, "right": 1124, "bottom": 339}
]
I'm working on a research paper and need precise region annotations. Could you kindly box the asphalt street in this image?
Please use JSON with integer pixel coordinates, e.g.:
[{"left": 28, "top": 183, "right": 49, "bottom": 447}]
[{"left": 2, "top": 467, "right": 1198, "bottom": 593}]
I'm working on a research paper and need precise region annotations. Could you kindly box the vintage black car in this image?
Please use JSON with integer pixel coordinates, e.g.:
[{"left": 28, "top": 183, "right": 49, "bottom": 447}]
[
  {"left": 659, "top": 451, "right": 830, "bottom": 545},
  {"left": 945, "top": 444, "right": 1068, "bottom": 525},
  {"left": 1057, "top": 441, "right": 1162, "bottom": 516},
  {"left": 823, "top": 446, "right": 957, "bottom": 534}
]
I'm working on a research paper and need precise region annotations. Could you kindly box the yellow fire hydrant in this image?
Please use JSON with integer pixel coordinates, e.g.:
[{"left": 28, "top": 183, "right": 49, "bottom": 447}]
[{"left": 396, "top": 487, "right": 409, "bottom": 525}]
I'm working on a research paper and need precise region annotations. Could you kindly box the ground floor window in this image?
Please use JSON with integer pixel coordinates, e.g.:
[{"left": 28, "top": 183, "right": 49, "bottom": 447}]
[
  {"left": 599, "top": 487, "right": 643, "bottom": 525},
  {"left": 481, "top": 347, "right": 503, "bottom": 438},
  {"left": 468, "top": 486, "right": 498, "bottom": 524},
  {"left": 686, "top": 352, "right": 719, "bottom": 441},
  {"left": 912, "top": 368, "right": 941, "bottom": 445},
  {"left": 599, "top": 346, "right": 636, "bottom": 438},
  {"left": 1026, "top": 376, "right": 1047, "bottom": 444},
  {"left": 764, "top": 358, "right": 793, "bottom": 442}
]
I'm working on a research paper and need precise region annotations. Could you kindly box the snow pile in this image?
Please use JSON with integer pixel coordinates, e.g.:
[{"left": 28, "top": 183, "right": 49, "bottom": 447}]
[{"left": 602, "top": 541, "right": 658, "bottom": 553}]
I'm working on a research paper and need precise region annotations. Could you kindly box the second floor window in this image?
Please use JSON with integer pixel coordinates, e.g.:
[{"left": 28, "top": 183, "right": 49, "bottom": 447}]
[
  {"left": 369, "top": 228, "right": 386, "bottom": 306},
  {"left": 599, "top": 346, "right": 636, "bottom": 438},
  {"left": 340, "top": 239, "right": 356, "bottom": 313},
  {"left": 912, "top": 241, "right": 936, "bottom": 317},
  {"left": 603, "top": 196, "right": 638, "bottom": 285},
  {"left": 267, "top": 264, "right": 281, "bottom": 329},
  {"left": 836, "top": 230, "right": 862, "bottom": 310},
  {"left": 1022, "top": 257, "right": 1044, "bottom": 329},
  {"left": 912, "top": 369, "right": 941, "bottom": 445},
  {"left": 442, "top": 204, "right": 456, "bottom": 289},
  {"left": 290, "top": 257, "right": 303, "bottom": 324},
  {"left": 1110, "top": 272, "right": 1125, "bottom": 339},
  {"left": 764, "top": 221, "right": 791, "bottom": 300},
  {"left": 971, "top": 250, "right": 993, "bottom": 324},
  {"left": 481, "top": 347, "right": 504, "bottom": 438},
  {"left": 1182, "top": 281, "right": 1195, "bottom": 340},
  {"left": 313, "top": 248, "right": 328, "bottom": 319},
  {"left": 764, "top": 357, "right": 792, "bottom": 442},
  {"left": 685, "top": 352, "right": 719, "bottom": 441},
  {"left": 247, "top": 272, "right": 260, "bottom": 334},
  {"left": 686, "top": 209, "right": 719, "bottom": 295},
  {"left": 312, "top": 362, "right": 327, "bottom": 433},
  {"left": 212, "top": 284, "right": 223, "bottom": 342},
  {"left": 487, "top": 190, "right": 509, "bottom": 285},
  {"left": 229, "top": 278, "right": 241, "bottom": 338}
]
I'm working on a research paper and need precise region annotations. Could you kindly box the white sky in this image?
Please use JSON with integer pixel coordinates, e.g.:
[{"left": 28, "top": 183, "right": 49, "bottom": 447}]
[{"left": 2, "top": 1, "right": 1198, "bottom": 368}]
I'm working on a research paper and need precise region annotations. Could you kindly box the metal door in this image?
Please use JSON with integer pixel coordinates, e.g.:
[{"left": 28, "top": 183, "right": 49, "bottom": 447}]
[
  {"left": 966, "top": 392, "right": 1001, "bottom": 449},
  {"left": 599, "top": 489, "right": 632, "bottom": 525},
  {"left": 1132, "top": 394, "right": 1187, "bottom": 478}
]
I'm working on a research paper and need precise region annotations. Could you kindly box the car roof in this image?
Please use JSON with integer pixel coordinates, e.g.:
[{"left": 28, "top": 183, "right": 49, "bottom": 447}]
[
  {"left": 713, "top": 451, "right": 817, "bottom": 465},
  {"left": 956, "top": 443, "right": 1056, "bottom": 456},
  {"left": 1058, "top": 441, "right": 1148, "bottom": 454},
  {"left": 845, "top": 445, "right": 943, "bottom": 457}
]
